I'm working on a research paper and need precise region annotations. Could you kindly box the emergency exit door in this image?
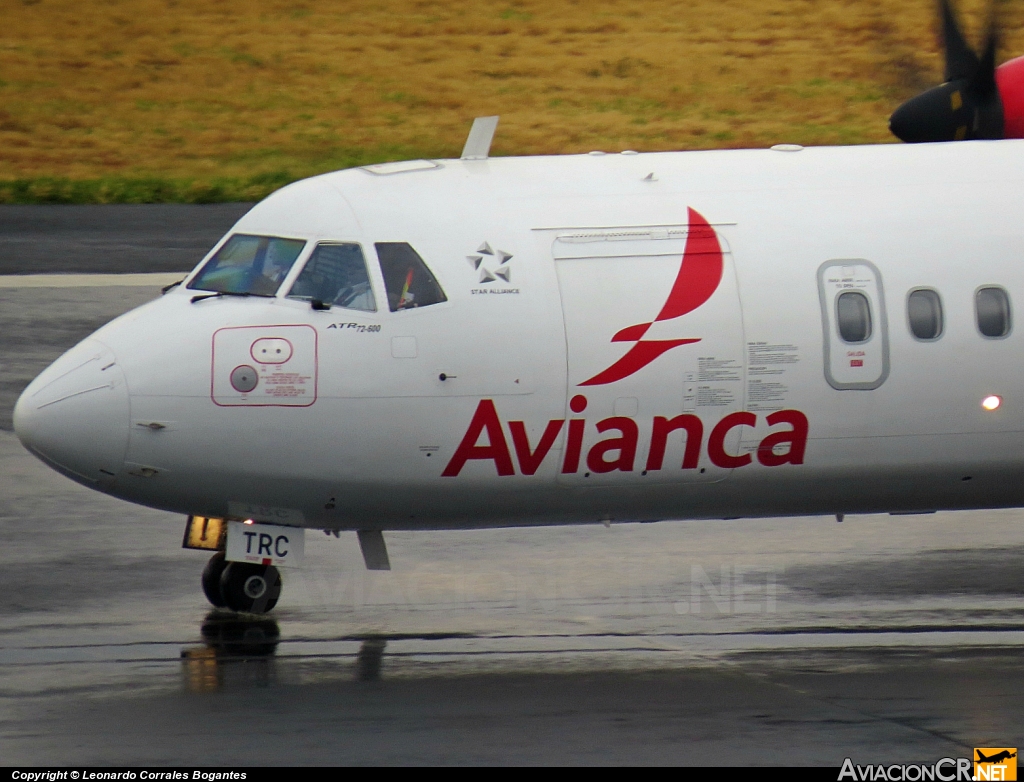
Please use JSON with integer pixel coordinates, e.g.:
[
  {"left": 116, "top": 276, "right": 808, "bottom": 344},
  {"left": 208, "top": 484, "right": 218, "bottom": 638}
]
[{"left": 817, "top": 259, "right": 890, "bottom": 390}]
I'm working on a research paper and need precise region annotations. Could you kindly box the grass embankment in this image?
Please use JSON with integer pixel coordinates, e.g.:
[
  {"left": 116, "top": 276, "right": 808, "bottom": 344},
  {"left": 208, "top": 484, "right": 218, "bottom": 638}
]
[{"left": 0, "top": 0, "right": 1016, "bottom": 203}]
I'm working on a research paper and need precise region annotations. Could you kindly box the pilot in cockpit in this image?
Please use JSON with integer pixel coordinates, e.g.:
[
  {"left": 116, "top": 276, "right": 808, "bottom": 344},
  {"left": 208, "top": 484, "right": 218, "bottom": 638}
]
[
  {"left": 252, "top": 242, "right": 299, "bottom": 295},
  {"left": 286, "top": 243, "right": 377, "bottom": 312}
]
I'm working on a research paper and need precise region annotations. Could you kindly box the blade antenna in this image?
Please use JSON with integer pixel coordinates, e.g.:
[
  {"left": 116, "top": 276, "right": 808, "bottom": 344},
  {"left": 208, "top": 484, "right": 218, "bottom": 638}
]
[
  {"left": 940, "top": 0, "right": 979, "bottom": 81},
  {"left": 461, "top": 116, "right": 499, "bottom": 160}
]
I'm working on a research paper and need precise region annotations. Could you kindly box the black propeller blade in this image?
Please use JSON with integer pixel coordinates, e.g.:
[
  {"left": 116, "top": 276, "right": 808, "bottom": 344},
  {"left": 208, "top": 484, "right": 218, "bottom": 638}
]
[
  {"left": 889, "top": 0, "right": 1004, "bottom": 142},
  {"left": 941, "top": 0, "right": 980, "bottom": 80}
]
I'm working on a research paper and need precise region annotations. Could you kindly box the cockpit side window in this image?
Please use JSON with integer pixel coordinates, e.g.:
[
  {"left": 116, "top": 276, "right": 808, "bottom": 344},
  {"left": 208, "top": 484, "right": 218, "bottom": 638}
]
[
  {"left": 188, "top": 234, "right": 306, "bottom": 296},
  {"left": 375, "top": 242, "right": 447, "bottom": 311},
  {"left": 287, "top": 243, "right": 377, "bottom": 312}
]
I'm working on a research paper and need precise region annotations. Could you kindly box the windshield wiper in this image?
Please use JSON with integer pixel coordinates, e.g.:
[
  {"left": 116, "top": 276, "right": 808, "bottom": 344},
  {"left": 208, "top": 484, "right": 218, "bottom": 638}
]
[
  {"left": 161, "top": 278, "right": 184, "bottom": 294},
  {"left": 190, "top": 290, "right": 275, "bottom": 304}
]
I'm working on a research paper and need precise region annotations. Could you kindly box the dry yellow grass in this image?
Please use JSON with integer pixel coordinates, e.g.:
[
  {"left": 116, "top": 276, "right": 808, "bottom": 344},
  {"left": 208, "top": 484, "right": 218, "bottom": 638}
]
[{"left": 0, "top": 0, "right": 1020, "bottom": 199}]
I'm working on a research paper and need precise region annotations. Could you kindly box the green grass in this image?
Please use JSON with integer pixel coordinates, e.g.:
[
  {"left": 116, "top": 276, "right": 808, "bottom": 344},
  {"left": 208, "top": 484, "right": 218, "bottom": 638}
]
[
  {"left": 0, "top": 174, "right": 287, "bottom": 205},
  {"left": 0, "top": 143, "right": 453, "bottom": 204}
]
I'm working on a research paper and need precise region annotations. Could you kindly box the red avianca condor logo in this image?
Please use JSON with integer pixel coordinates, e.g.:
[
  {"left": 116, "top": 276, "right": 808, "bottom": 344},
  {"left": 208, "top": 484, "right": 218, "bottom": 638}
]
[{"left": 580, "top": 206, "right": 723, "bottom": 386}]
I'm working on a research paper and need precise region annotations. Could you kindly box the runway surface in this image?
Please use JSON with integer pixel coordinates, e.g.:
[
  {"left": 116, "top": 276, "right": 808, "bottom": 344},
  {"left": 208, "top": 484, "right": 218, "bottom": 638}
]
[
  {"left": 1, "top": 206, "right": 1022, "bottom": 765},
  {"left": 0, "top": 203, "right": 252, "bottom": 275}
]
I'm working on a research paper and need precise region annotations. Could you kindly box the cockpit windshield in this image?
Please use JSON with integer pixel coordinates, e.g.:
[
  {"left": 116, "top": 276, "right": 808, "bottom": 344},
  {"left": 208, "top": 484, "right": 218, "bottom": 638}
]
[
  {"left": 188, "top": 234, "right": 306, "bottom": 296},
  {"left": 287, "top": 243, "right": 377, "bottom": 312}
]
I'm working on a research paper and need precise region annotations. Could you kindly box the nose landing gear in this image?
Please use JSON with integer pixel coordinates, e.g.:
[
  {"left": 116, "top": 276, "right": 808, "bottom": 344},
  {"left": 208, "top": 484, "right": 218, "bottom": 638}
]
[{"left": 201, "top": 551, "right": 281, "bottom": 613}]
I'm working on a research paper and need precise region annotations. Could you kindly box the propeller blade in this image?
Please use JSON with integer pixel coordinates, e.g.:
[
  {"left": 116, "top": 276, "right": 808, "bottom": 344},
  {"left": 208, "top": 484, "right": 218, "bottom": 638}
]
[
  {"left": 970, "top": 16, "right": 999, "bottom": 97},
  {"left": 969, "top": 17, "right": 1004, "bottom": 138},
  {"left": 890, "top": 0, "right": 1005, "bottom": 142},
  {"left": 941, "top": 0, "right": 979, "bottom": 81}
]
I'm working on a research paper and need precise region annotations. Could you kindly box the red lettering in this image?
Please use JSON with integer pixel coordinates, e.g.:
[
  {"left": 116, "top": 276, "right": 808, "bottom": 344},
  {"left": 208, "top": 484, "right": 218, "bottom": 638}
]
[
  {"left": 562, "top": 419, "right": 587, "bottom": 473},
  {"left": 757, "top": 409, "right": 808, "bottom": 466},
  {"left": 707, "top": 411, "right": 755, "bottom": 468},
  {"left": 646, "top": 415, "right": 703, "bottom": 471},
  {"left": 441, "top": 399, "right": 515, "bottom": 477},
  {"left": 447, "top": 402, "right": 809, "bottom": 478},
  {"left": 509, "top": 419, "right": 565, "bottom": 476},
  {"left": 586, "top": 417, "right": 639, "bottom": 474}
]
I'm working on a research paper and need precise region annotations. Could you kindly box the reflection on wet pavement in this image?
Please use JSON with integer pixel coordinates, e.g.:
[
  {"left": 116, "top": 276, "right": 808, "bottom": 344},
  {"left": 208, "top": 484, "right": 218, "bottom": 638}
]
[
  {"left": 181, "top": 614, "right": 392, "bottom": 691},
  {"left": 356, "top": 638, "right": 387, "bottom": 682},
  {"left": 181, "top": 613, "right": 280, "bottom": 692}
]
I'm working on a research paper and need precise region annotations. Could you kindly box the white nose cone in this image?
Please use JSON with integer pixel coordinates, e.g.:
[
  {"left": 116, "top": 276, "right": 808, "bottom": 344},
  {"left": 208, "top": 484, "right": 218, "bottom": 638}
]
[{"left": 14, "top": 340, "right": 130, "bottom": 487}]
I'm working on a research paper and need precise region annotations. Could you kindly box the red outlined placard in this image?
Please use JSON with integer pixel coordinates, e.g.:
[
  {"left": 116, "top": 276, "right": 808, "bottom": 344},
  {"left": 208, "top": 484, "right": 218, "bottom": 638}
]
[{"left": 211, "top": 325, "right": 318, "bottom": 407}]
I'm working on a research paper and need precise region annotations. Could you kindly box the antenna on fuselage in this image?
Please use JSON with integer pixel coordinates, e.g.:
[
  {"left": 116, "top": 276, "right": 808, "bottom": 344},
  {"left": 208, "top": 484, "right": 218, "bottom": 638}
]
[{"left": 461, "top": 115, "right": 499, "bottom": 160}]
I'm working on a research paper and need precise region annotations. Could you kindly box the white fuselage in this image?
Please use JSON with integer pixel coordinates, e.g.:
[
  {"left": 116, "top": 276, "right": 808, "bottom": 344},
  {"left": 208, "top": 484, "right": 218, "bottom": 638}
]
[{"left": 14, "top": 141, "right": 1024, "bottom": 530}]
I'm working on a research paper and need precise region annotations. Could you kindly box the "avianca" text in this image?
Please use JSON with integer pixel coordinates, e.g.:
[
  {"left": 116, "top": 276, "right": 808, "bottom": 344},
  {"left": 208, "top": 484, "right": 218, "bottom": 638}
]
[{"left": 442, "top": 396, "right": 809, "bottom": 477}]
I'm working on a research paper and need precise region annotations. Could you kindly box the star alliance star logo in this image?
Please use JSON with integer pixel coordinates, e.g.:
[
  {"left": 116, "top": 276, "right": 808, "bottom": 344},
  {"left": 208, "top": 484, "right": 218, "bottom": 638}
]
[{"left": 467, "top": 242, "right": 512, "bottom": 283}]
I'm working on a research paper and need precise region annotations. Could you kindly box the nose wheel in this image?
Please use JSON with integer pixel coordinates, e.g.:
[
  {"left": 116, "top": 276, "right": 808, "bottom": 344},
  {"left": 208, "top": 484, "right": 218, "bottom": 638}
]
[
  {"left": 201, "top": 552, "right": 281, "bottom": 613},
  {"left": 201, "top": 552, "right": 229, "bottom": 608}
]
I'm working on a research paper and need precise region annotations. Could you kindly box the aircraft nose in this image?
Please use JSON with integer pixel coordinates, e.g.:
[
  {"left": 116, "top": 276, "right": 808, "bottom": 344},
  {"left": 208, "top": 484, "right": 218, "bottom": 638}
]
[{"left": 14, "top": 339, "right": 130, "bottom": 487}]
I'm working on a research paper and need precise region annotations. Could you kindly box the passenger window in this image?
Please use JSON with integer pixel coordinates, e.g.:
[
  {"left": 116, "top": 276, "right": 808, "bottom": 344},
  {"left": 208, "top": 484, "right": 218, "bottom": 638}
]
[
  {"left": 976, "top": 286, "right": 1011, "bottom": 338},
  {"left": 907, "top": 289, "right": 943, "bottom": 340},
  {"left": 375, "top": 242, "right": 447, "bottom": 311},
  {"left": 287, "top": 243, "right": 376, "bottom": 312},
  {"left": 836, "top": 291, "right": 872, "bottom": 343},
  {"left": 189, "top": 234, "right": 306, "bottom": 296}
]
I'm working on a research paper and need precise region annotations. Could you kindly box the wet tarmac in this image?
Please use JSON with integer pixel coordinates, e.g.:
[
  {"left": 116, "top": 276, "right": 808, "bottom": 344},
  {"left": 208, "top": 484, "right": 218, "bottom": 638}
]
[{"left": 1, "top": 206, "right": 1023, "bottom": 765}]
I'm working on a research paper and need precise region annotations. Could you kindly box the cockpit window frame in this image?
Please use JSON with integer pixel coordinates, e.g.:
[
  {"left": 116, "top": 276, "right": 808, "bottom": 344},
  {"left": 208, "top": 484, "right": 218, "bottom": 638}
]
[
  {"left": 285, "top": 241, "right": 378, "bottom": 313},
  {"left": 186, "top": 233, "right": 308, "bottom": 297},
  {"left": 374, "top": 241, "right": 449, "bottom": 313}
]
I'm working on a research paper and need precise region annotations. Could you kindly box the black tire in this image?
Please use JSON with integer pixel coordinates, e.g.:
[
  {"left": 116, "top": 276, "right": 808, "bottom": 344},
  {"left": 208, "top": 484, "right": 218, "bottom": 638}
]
[
  {"left": 201, "top": 552, "right": 229, "bottom": 608},
  {"left": 219, "top": 562, "right": 281, "bottom": 614}
]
